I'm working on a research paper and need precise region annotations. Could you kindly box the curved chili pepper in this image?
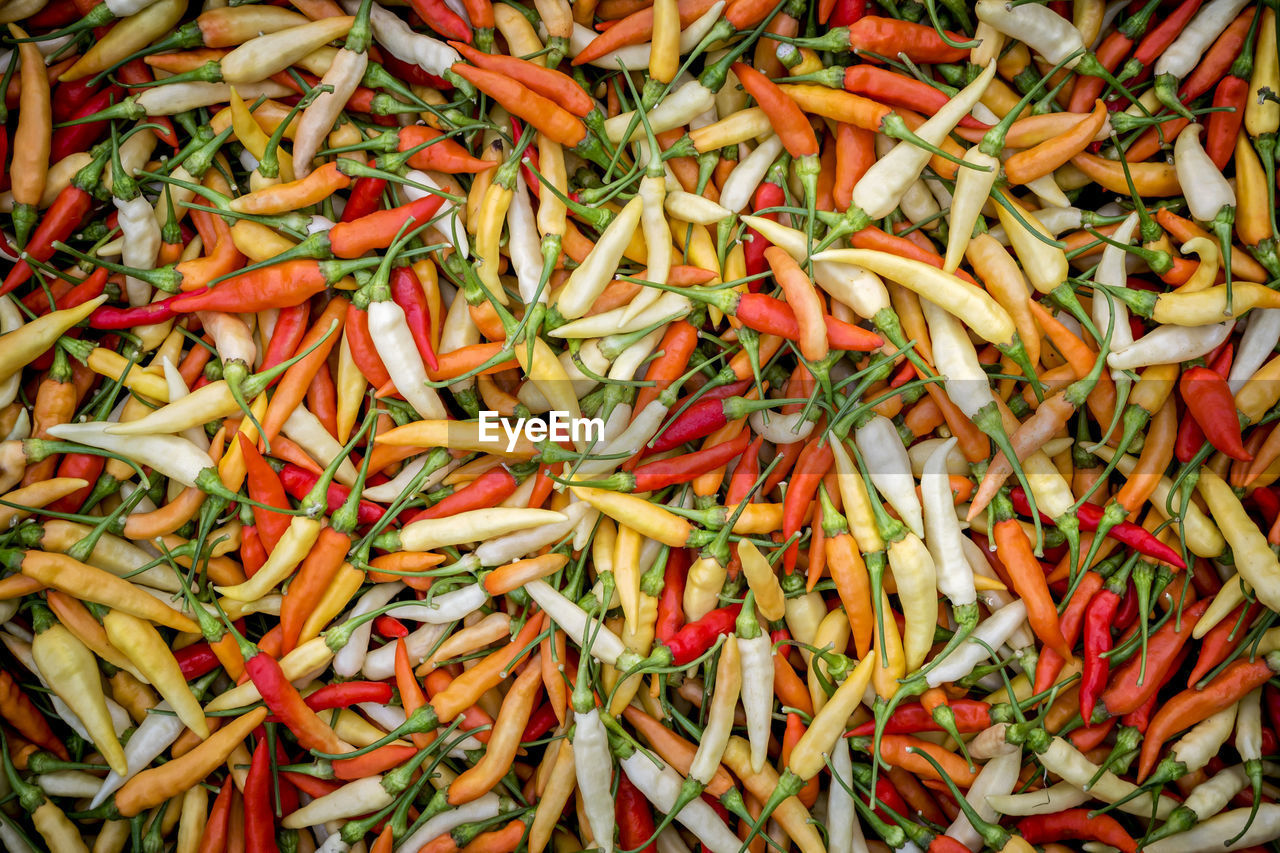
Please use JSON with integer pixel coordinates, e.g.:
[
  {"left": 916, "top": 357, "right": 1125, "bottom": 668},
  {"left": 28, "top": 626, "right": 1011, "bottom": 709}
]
[
  {"left": 407, "top": 467, "right": 517, "bottom": 524},
  {"left": 1019, "top": 809, "right": 1138, "bottom": 853},
  {"left": 661, "top": 604, "right": 742, "bottom": 666},
  {"left": 239, "top": 437, "right": 294, "bottom": 553},
  {"left": 841, "top": 67, "right": 987, "bottom": 129},
  {"left": 1008, "top": 487, "right": 1186, "bottom": 568},
  {"left": 341, "top": 176, "right": 388, "bottom": 223},
  {"left": 390, "top": 265, "right": 439, "bottom": 372},
  {"left": 344, "top": 303, "right": 394, "bottom": 390},
  {"left": 278, "top": 463, "right": 385, "bottom": 525},
  {"left": 616, "top": 770, "right": 657, "bottom": 853},
  {"left": 655, "top": 547, "right": 689, "bottom": 644},
  {"left": 88, "top": 294, "right": 179, "bottom": 330}
]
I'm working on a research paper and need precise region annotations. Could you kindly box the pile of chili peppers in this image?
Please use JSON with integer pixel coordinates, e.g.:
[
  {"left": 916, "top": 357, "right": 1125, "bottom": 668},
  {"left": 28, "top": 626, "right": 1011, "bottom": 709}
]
[{"left": 0, "top": 0, "right": 1278, "bottom": 848}]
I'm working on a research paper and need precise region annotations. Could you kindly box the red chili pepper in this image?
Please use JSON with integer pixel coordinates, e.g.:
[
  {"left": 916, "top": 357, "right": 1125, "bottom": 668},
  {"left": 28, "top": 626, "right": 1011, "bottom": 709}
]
[
  {"left": 616, "top": 770, "right": 657, "bottom": 853},
  {"left": 341, "top": 176, "right": 388, "bottom": 223},
  {"left": 1131, "top": 0, "right": 1203, "bottom": 73},
  {"left": 744, "top": 180, "right": 784, "bottom": 290},
  {"left": 1034, "top": 570, "right": 1103, "bottom": 696},
  {"left": 378, "top": 51, "right": 452, "bottom": 90},
  {"left": 655, "top": 547, "right": 688, "bottom": 645},
  {"left": 1080, "top": 568, "right": 1127, "bottom": 723},
  {"left": 726, "top": 436, "right": 763, "bottom": 507},
  {"left": 1206, "top": 48, "right": 1253, "bottom": 169},
  {"left": 781, "top": 437, "right": 834, "bottom": 573},
  {"left": 344, "top": 303, "right": 394, "bottom": 390},
  {"left": 829, "top": 0, "right": 866, "bottom": 26},
  {"left": 407, "top": 0, "right": 472, "bottom": 41},
  {"left": 1019, "top": 809, "right": 1137, "bottom": 853},
  {"left": 1181, "top": 365, "right": 1251, "bottom": 461},
  {"left": 661, "top": 604, "right": 742, "bottom": 666},
  {"left": 390, "top": 265, "right": 439, "bottom": 372},
  {"left": 243, "top": 739, "right": 276, "bottom": 853},
  {"left": 1100, "top": 598, "right": 1208, "bottom": 717},
  {"left": 848, "top": 700, "right": 994, "bottom": 736},
  {"left": 297, "top": 681, "right": 393, "bottom": 713},
  {"left": 608, "top": 431, "right": 752, "bottom": 492},
  {"left": 2, "top": 181, "right": 97, "bottom": 296},
  {"left": 1008, "top": 488, "right": 1186, "bottom": 569},
  {"left": 1187, "top": 601, "right": 1261, "bottom": 686},
  {"left": 520, "top": 702, "right": 559, "bottom": 743},
  {"left": 46, "top": 452, "right": 106, "bottom": 514},
  {"left": 199, "top": 782, "right": 235, "bottom": 853},
  {"left": 89, "top": 294, "right": 179, "bottom": 330},
  {"left": 259, "top": 302, "right": 310, "bottom": 381},
  {"left": 49, "top": 87, "right": 118, "bottom": 162},
  {"left": 732, "top": 293, "right": 883, "bottom": 352},
  {"left": 407, "top": 467, "right": 516, "bottom": 524},
  {"left": 27, "top": 0, "right": 81, "bottom": 28},
  {"left": 372, "top": 615, "right": 409, "bottom": 639},
  {"left": 51, "top": 76, "right": 102, "bottom": 124},
  {"left": 241, "top": 525, "right": 267, "bottom": 578},
  {"left": 174, "top": 642, "right": 222, "bottom": 680},
  {"left": 841, "top": 17, "right": 970, "bottom": 64},
  {"left": 238, "top": 436, "right": 294, "bottom": 553},
  {"left": 278, "top": 464, "right": 385, "bottom": 525},
  {"left": 239, "top": 638, "right": 346, "bottom": 754},
  {"left": 649, "top": 384, "right": 762, "bottom": 453}
]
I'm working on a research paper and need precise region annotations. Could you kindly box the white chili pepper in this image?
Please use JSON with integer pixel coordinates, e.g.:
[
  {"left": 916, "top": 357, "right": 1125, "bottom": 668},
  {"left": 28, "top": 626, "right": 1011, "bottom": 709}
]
[
  {"left": 1092, "top": 212, "right": 1139, "bottom": 369},
  {"left": 619, "top": 751, "right": 742, "bottom": 853},
  {"left": 1145, "top": 805, "right": 1280, "bottom": 853},
  {"left": 368, "top": 299, "right": 449, "bottom": 420},
  {"left": 282, "top": 404, "right": 359, "bottom": 486},
  {"left": 523, "top": 579, "right": 642, "bottom": 670},
  {"left": 90, "top": 700, "right": 194, "bottom": 808},
  {"left": 922, "top": 438, "right": 976, "bottom": 608},
  {"left": 1108, "top": 321, "right": 1235, "bottom": 370},
  {"left": 283, "top": 777, "right": 396, "bottom": 829},
  {"left": 508, "top": 173, "right": 543, "bottom": 305},
  {"left": 0, "top": 297, "right": 25, "bottom": 409},
  {"left": 341, "top": 0, "right": 459, "bottom": 77},
  {"left": 113, "top": 194, "right": 160, "bottom": 307},
  {"left": 742, "top": 216, "right": 892, "bottom": 320},
  {"left": 555, "top": 196, "right": 644, "bottom": 320},
  {"left": 718, "top": 134, "right": 784, "bottom": 214},
  {"left": 664, "top": 190, "right": 731, "bottom": 224},
  {"left": 855, "top": 413, "right": 924, "bottom": 537},
  {"left": 948, "top": 747, "right": 1022, "bottom": 851},
  {"left": 1155, "top": 0, "right": 1253, "bottom": 77},
  {"left": 46, "top": 422, "right": 216, "bottom": 489},
  {"left": 333, "top": 583, "right": 402, "bottom": 677},
  {"left": 1031, "top": 733, "right": 1178, "bottom": 818},
  {"left": 605, "top": 81, "right": 717, "bottom": 144},
  {"left": 474, "top": 501, "right": 591, "bottom": 565},
  {"left": 827, "top": 735, "right": 867, "bottom": 853},
  {"left": 1229, "top": 311, "right": 1280, "bottom": 393},
  {"left": 975, "top": 0, "right": 1084, "bottom": 66},
  {"left": 573, "top": 704, "right": 614, "bottom": 853},
  {"left": 853, "top": 61, "right": 995, "bottom": 220},
  {"left": 361, "top": 455, "right": 459, "bottom": 503},
  {"left": 924, "top": 600, "right": 1027, "bottom": 687},
  {"left": 402, "top": 169, "right": 468, "bottom": 256},
  {"left": 293, "top": 47, "right": 369, "bottom": 176},
  {"left": 748, "top": 409, "right": 816, "bottom": 445},
  {"left": 362, "top": 621, "right": 447, "bottom": 679},
  {"left": 394, "top": 793, "right": 501, "bottom": 853}
]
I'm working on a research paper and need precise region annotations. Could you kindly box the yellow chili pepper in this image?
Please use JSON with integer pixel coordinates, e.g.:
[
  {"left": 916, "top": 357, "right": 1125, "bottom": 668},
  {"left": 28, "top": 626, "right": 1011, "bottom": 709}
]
[
  {"left": 22, "top": 551, "right": 199, "bottom": 633},
  {"left": 737, "top": 539, "right": 786, "bottom": 622},
  {"left": 60, "top": 0, "right": 189, "bottom": 82},
  {"left": 0, "top": 297, "right": 108, "bottom": 384},
  {"left": 29, "top": 607, "right": 128, "bottom": 775},
  {"left": 103, "top": 610, "right": 210, "bottom": 737}
]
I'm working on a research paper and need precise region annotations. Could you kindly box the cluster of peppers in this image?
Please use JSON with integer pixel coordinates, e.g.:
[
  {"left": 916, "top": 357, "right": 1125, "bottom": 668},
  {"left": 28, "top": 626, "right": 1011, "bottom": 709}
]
[{"left": 0, "top": 0, "right": 1276, "bottom": 849}]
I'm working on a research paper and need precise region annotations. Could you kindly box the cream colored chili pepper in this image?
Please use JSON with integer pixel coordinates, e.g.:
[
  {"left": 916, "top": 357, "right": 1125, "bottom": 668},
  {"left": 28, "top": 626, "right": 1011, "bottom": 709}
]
[{"left": 214, "top": 516, "right": 322, "bottom": 601}]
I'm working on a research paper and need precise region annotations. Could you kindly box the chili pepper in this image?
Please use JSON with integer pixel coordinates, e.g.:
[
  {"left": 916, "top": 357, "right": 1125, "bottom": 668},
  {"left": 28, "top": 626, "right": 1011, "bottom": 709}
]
[
  {"left": 1009, "top": 487, "right": 1186, "bottom": 568},
  {"left": 1019, "top": 809, "right": 1137, "bottom": 853},
  {"left": 659, "top": 603, "right": 741, "bottom": 666},
  {"left": 1080, "top": 555, "right": 1135, "bottom": 723},
  {"left": 278, "top": 463, "right": 385, "bottom": 524}
]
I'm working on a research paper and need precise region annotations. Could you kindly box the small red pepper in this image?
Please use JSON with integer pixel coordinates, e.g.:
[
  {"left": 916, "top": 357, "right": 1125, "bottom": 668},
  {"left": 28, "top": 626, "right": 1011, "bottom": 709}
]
[
  {"left": 1181, "top": 365, "right": 1252, "bottom": 461},
  {"left": 660, "top": 604, "right": 742, "bottom": 666},
  {"left": 278, "top": 464, "right": 385, "bottom": 525}
]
